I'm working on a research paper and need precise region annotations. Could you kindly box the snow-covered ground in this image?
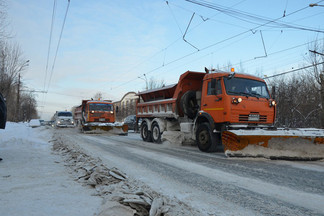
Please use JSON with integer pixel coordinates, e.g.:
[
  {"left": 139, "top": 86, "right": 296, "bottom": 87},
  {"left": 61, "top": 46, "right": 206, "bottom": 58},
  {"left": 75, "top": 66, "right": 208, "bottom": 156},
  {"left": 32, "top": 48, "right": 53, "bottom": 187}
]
[
  {"left": 0, "top": 122, "right": 103, "bottom": 216},
  {"left": 0, "top": 122, "right": 199, "bottom": 216},
  {"left": 1, "top": 122, "right": 324, "bottom": 216}
]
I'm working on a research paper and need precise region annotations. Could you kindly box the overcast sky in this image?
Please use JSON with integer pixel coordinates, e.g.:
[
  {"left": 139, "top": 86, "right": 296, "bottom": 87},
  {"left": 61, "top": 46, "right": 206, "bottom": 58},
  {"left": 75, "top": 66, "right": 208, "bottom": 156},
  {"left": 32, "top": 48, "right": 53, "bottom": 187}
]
[{"left": 7, "top": 0, "right": 324, "bottom": 120}]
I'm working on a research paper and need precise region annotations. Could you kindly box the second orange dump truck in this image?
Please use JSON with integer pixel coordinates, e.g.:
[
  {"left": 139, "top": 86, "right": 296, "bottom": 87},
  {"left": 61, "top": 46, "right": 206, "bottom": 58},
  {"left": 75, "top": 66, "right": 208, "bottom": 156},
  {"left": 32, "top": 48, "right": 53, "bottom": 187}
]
[
  {"left": 74, "top": 99, "right": 127, "bottom": 134},
  {"left": 136, "top": 69, "right": 324, "bottom": 157}
]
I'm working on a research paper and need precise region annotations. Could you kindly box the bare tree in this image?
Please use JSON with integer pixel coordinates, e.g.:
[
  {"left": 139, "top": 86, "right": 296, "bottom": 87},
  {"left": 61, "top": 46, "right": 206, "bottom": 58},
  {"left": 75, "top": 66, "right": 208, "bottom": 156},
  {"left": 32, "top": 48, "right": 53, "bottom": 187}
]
[
  {"left": 0, "top": 42, "right": 29, "bottom": 97},
  {"left": 20, "top": 92, "right": 38, "bottom": 121},
  {"left": 0, "top": 42, "right": 30, "bottom": 121},
  {"left": 93, "top": 92, "right": 103, "bottom": 100},
  {"left": 147, "top": 77, "right": 166, "bottom": 90},
  {"left": 306, "top": 39, "right": 324, "bottom": 128}
]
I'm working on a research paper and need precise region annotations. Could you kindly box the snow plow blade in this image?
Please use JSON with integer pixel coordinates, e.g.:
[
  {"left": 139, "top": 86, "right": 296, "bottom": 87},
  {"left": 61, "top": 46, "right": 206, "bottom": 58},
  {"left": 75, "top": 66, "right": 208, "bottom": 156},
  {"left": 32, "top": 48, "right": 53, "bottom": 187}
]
[
  {"left": 82, "top": 122, "right": 128, "bottom": 135},
  {"left": 222, "top": 129, "right": 324, "bottom": 160}
]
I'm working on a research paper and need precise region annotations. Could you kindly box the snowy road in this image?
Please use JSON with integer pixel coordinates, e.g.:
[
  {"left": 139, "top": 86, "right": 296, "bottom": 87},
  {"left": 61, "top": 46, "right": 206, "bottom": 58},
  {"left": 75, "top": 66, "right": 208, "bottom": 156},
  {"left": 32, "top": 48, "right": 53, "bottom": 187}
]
[{"left": 56, "top": 129, "right": 324, "bottom": 216}]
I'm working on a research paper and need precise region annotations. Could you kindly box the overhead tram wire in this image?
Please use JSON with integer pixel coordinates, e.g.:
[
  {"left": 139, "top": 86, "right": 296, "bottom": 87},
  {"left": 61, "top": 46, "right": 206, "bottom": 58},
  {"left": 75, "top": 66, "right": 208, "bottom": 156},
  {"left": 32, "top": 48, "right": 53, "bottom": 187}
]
[
  {"left": 219, "top": 40, "right": 319, "bottom": 71},
  {"left": 40, "top": 0, "right": 57, "bottom": 117},
  {"left": 185, "top": 0, "right": 324, "bottom": 33},
  {"left": 112, "top": 0, "right": 247, "bottom": 85},
  {"left": 46, "top": 0, "right": 70, "bottom": 93},
  {"left": 264, "top": 62, "right": 324, "bottom": 79},
  {"left": 111, "top": 1, "right": 323, "bottom": 90},
  {"left": 43, "top": 0, "right": 57, "bottom": 92},
  {"left": 110, "top": 0, "right": 249, "bottom": 89}
]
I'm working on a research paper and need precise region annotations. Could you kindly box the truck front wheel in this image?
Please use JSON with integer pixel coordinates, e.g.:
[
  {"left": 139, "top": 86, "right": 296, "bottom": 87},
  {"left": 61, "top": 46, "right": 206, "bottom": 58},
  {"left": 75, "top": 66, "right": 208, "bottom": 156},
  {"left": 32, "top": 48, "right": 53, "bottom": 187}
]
[
  {"left": 196, "top": 122, "right": 218, "bottom": 152},
  {"left": 151, "top": 122, "right": 162, "bottom": 143},
  {"left": 141, "top": 121, "right": 152, "bottom": 142}
]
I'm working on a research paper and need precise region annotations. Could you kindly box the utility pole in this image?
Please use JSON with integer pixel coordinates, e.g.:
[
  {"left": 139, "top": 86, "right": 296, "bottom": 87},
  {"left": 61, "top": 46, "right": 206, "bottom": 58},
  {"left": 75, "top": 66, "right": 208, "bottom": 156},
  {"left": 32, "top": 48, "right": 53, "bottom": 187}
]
[{"left": 16, "top": 73, "right": 20, "bottom": 122}]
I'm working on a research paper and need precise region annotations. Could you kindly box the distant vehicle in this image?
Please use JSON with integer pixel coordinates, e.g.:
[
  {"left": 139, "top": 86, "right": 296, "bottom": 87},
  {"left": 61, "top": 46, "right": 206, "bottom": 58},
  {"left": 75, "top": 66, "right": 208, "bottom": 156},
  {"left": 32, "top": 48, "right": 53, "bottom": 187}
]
[
  {"left": 0, "top": 93, "right": 6, "bottom": 129},
  {"left": 52, "top": 111, "right": 75, "bottom": 128},
  {"left": 39, "top": 119, "right": 45, "bottom": 126},
  {"left": 74, "top": 99, "right": 127, "bottom": 134},
  {"left": 29, "top": 119, "right": 41, "bottom": 128},
  {"left": 124, "top": 115, "right": 136, "bottom": 130}
]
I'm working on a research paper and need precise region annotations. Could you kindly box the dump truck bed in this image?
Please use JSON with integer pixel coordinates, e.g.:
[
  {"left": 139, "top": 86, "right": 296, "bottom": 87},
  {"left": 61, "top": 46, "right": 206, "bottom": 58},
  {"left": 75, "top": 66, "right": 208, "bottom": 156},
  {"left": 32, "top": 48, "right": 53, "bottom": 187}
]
[{"left": 137, "top": 71, "right": 205, "bottom": 119}]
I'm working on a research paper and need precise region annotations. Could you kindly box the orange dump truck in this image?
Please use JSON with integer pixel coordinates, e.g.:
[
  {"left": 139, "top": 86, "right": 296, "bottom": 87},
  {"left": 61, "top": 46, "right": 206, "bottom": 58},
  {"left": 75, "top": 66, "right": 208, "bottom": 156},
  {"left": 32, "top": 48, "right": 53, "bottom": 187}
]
[
  {"left": 136, "top": 70, "right": 324, "bottom": 159},
  {"left": 74, "top": 99, "right": 127, "bottom": 134}
]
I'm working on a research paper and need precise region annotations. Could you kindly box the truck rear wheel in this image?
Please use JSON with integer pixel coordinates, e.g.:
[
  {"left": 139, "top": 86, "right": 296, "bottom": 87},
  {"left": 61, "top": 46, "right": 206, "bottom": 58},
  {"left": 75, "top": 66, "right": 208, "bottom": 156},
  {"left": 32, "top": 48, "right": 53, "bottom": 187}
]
[
  {"left": 141, "top": 121, "right": 152, "bottom": 142},
  {"left": 180, "top": 90, "right": 198, "bottom": 119},
  {"left": 196, "top": 122, "right": 218, "bottom": 152},
  {"left": 151, "top": 122, "right": 162, "bottom": 143}
]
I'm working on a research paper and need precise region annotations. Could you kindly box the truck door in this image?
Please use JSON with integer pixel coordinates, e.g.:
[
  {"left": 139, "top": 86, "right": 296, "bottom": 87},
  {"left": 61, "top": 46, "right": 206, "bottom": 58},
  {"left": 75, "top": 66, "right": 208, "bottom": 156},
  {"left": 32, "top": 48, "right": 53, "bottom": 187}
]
[{"left": 201, "top": 78, "right": 224, "bottom": 123}]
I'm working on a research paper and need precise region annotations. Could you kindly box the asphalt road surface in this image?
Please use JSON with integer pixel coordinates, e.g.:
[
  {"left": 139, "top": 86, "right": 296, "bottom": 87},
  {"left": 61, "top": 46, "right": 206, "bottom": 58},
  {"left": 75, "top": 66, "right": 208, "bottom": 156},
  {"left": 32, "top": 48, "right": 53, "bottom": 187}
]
[{"left": 57, "top": 129, "right": 324, "bottom": 216}]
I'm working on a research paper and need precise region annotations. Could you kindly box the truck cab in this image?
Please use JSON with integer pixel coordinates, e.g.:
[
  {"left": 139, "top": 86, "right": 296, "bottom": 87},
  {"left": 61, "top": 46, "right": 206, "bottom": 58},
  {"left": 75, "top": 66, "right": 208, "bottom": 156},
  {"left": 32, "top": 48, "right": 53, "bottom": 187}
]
[{"left": 199, "top": 72, "right": 275, "bottom": 130}]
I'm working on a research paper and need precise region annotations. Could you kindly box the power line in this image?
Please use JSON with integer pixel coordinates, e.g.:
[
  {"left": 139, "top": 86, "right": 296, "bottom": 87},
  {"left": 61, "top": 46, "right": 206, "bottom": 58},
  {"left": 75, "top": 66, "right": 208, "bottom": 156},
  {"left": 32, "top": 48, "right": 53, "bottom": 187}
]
[
  {"left": 264, "top": 62, "right": 324, "bottom": 79},
  {"left": 43, "top": 0, "right": 57, "bottom": 92},
  {"left": 185, "top": 0, "right": 324, "bottom": 33},
  {"left": 46, "top": 0, "right": 70, "bottom": 92},
  {"left": 112, "top": 0, "right": 247, "bottom": 84}
]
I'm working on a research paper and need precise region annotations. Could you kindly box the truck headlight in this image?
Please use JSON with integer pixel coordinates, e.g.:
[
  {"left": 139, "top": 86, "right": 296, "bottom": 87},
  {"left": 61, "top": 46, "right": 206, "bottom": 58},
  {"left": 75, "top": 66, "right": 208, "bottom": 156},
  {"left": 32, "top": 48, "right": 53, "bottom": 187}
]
[
  {"left": 232, "top": 97, "right": 242, "bottom": 104},
  {"left": 269, "top": 100, "right": 276, "bottom": 107}
]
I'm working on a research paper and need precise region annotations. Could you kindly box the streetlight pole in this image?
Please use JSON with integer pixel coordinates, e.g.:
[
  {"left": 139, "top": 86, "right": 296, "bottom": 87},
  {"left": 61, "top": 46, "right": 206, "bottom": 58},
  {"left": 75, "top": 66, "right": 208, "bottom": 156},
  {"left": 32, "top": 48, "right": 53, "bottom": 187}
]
[
  {"left": 138, "top": 74, "right": 148, "bottom": 90},
  {"left": 16, "top": 73, "right": 20, "bottom": 122},
  {"left": 16, "top": 60, "right": 29, "bottom": 122}
]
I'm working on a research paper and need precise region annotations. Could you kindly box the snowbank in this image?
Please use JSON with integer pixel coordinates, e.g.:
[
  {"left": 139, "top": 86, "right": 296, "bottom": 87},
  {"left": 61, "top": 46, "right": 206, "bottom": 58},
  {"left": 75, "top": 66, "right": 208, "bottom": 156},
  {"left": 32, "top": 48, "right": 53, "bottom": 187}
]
[{"left": 0, "top": 122, "right": 102, "bottom": 216}]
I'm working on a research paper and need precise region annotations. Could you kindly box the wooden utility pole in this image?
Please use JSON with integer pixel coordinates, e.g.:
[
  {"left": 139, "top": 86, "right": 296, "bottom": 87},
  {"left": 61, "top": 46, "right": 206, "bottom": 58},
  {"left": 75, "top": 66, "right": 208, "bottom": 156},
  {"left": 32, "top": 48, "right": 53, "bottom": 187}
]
[{"left": 16, "top": 73, "right": 20, "bottom": 122}]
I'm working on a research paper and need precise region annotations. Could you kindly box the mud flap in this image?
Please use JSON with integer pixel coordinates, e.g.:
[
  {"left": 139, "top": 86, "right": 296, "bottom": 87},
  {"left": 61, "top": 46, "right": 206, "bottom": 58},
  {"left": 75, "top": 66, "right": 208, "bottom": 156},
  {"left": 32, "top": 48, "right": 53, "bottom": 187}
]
[{"left": 222, "top": 129, "right": 324, "bottom": 160}]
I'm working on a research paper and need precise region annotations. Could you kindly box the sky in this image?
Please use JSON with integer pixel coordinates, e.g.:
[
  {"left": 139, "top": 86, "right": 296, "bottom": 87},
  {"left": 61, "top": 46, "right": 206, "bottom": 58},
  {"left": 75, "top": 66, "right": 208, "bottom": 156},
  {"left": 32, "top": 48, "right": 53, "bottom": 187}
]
[{"left": 6, "top": 0, "right": 324, "bottom": 120}]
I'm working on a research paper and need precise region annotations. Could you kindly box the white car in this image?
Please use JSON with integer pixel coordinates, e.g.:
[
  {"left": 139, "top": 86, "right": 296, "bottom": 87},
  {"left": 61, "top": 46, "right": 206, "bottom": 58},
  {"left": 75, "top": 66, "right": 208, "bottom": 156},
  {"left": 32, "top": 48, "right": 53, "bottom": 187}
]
[
  {"left": 29, "top": 119, "right": 41, "bottom": 128},
  {"left": 53, "top": 111, "right": 75, "bottom": 128}
]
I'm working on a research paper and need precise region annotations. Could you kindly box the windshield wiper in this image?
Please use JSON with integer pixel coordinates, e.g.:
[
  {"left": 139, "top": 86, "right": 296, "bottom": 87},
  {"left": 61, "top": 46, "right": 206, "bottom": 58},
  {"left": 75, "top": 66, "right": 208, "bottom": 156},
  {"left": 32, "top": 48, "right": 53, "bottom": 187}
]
[{"left": 227, "top": 91, "right": 252, "bottom": 97}]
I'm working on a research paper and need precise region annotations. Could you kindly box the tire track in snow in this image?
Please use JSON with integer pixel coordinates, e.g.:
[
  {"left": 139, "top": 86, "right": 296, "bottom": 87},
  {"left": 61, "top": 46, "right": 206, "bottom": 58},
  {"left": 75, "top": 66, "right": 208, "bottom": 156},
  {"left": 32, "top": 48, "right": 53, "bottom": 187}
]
[{"left": 65, "top": 132, "right": 324, "bottom": 216}]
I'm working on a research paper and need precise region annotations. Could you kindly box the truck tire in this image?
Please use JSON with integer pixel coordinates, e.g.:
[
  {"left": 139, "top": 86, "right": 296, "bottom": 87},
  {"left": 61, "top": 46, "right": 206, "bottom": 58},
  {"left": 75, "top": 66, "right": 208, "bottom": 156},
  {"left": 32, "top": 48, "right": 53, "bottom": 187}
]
[
  {"left": 141, "top": 121, "right": 152, "bottom": 142},
  {"left": 196, "top": 122, "right": 218, "bottom": 152},
  {"left": 180, "top": 90, "right": 198, "bottom": 119},
  {"left": 151, "top": 122, "right": 162, "bottom": 143}
]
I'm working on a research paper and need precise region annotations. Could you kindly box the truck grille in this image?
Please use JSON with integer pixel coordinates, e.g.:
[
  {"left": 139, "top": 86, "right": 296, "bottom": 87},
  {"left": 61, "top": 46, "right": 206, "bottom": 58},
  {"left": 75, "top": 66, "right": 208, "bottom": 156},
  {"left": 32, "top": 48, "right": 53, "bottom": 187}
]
[{"left": 239, "top": 114, "right": 267, "bottom": 122}]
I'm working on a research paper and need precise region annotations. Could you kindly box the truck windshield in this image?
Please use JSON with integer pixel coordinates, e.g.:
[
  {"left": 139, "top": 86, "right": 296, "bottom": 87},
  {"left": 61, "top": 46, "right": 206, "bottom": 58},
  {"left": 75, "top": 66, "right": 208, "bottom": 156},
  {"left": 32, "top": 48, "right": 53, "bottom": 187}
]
[
  {"left": 89, "top": 103, "right": 113, "bottom": 111},
  {"left": 224, "top": 77, "right": 270, "bottom": 99},
  {"left": 58, "top": 112, "right": 72, "bottom": 117}
]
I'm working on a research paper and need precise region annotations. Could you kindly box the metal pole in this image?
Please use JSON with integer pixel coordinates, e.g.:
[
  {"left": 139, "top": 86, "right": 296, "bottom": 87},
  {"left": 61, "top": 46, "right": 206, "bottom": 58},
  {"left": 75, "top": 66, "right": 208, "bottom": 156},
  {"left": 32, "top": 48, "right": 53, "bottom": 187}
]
[{"left": 16, "top": 73, "right": 20, "bottom": 122}]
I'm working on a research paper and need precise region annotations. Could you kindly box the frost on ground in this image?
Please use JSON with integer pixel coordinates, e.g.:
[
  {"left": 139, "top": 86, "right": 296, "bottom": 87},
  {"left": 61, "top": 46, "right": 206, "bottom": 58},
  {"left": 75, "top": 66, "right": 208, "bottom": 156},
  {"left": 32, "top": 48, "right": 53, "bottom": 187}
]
[{"left": 52, "top": 131, "right": 202, "bottom": 216}]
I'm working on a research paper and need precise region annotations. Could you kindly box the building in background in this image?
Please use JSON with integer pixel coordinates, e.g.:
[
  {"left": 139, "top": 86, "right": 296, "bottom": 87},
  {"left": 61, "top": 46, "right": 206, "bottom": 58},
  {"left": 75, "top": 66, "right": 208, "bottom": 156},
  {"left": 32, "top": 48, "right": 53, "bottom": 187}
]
[{"left": 113, "top": 92, "right": 138, "bottom": 122}]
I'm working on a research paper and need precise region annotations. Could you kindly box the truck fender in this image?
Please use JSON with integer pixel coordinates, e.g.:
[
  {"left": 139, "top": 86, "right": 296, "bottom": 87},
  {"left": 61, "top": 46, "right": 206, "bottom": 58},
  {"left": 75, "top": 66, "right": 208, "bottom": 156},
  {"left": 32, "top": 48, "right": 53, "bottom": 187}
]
[
  {"left": 152, "top": 118, "right": 166, "bottom": 133},
  {"left": 194, "top": 111, "right": 215, "bottom": 133},
  {"left": 142, "top": 118, "right": 153, "bottom": 132}
]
